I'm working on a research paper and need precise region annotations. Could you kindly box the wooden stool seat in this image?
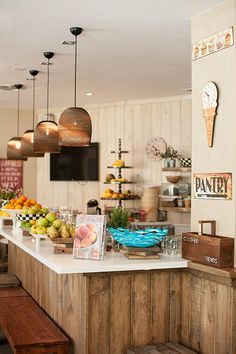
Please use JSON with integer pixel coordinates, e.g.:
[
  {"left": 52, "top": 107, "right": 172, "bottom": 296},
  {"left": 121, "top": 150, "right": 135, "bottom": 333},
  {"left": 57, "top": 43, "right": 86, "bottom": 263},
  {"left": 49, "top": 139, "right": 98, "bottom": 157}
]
[
  {"left": 128, "top": 343, "right": 198, "bottom": 354},
  {"left": 0, "top": 293, "right": 69, "bottom": 353}
]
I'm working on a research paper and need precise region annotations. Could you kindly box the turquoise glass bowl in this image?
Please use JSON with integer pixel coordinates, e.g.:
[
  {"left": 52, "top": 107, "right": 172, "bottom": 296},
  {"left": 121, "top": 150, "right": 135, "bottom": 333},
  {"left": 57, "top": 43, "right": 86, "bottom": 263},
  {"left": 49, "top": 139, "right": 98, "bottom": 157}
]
[{"left": 108, "top": 227, "right": 168, "bottom": 248}]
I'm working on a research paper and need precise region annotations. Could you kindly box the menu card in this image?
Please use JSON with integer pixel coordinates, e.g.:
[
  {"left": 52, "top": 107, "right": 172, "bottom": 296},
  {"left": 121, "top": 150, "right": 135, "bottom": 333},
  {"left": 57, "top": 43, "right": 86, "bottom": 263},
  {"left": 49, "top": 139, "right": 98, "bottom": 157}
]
[{"left": 73, "top": 214, "right": 107, "bottom": 260}]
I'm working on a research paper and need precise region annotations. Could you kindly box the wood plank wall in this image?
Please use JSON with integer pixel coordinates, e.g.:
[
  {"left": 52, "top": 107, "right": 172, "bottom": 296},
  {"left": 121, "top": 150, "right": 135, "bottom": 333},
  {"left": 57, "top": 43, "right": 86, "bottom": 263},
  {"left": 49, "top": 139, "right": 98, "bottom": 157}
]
[
  {"left": 8, "top": 243, "right": 181, "bottom": 354},
  {"left": 8, "top": 243, "right": 236, "bottom": 354},
  {"left": 37, "top": 96, "right": 191, "bottom": 224}
]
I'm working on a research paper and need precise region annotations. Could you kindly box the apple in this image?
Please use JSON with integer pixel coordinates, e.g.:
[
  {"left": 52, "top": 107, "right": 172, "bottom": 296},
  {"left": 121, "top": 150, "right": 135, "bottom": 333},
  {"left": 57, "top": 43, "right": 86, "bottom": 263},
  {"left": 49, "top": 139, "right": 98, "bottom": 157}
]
[
  {"left": 52, "top": 219, "right": 62, "bottom": 229},
  {"left": 40, "top": 207, "right": 48, "bottom": 214},
  {"left": 28, "top": 207, "right": 37, "bottom": 215},
  {"left": 36, "top": 218, "right": 49, "bottom": 228},
  {"left": 46, "top": 212, "right": 57, "bottom": 223},
  {"left": 31, "top": 225, "right": 37, "bottom": 234},
  {"left": 36, "top": 226, "right": 47, "bottom": 235},
  {"left": 21, "top": 206, "right": 29, "bottom": 214}
]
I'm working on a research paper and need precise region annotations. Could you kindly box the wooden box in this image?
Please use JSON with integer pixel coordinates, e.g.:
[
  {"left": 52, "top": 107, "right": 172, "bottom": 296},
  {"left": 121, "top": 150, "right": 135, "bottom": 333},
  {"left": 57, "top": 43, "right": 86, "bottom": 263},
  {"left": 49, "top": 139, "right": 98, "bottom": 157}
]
[
  {"left": 182, "top": 220, "right": 234, "bottom": 268},
  {"left": 128, "top": 343, "right": 198, "bottom": 353}
]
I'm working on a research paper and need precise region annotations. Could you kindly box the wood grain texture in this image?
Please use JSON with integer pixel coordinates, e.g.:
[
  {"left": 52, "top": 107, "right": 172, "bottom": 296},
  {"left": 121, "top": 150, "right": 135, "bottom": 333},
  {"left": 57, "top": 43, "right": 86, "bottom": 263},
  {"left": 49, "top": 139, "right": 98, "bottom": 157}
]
[
  {"left": 37, "top": 98, "right": 191, "bottom": 224},
  {"left": 8, "top": 242, "right": 236, "bottom": 354}
]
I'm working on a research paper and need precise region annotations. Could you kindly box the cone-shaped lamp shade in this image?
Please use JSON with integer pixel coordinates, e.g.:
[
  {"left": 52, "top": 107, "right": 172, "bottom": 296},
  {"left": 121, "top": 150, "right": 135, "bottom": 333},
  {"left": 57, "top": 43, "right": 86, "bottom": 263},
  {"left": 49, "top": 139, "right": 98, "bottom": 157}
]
[
  {"left": 34, "top": 120, "right": 61, "bottom": 153},
  {"left": 21, "top": 130, "right": 45, "bottom": 157},
  {"left": 7, "top": 137, "right": 27, "bottom": 160},
  {"left": 58, "top": 107, "right": 92, "bottom": 146}
]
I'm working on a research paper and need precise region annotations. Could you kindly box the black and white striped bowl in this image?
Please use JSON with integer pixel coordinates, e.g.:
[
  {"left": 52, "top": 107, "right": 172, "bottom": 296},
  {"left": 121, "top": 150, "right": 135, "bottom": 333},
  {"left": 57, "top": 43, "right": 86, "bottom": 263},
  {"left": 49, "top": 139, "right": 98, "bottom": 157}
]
[{"left": 16, "top": 213, "right": 47, "bottom": 222}]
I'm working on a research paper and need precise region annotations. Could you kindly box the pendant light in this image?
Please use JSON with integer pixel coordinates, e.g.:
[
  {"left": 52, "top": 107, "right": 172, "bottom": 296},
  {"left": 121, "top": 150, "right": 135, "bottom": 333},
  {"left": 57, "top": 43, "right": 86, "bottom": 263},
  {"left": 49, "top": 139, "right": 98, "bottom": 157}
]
[
  {"left": 58, "top": 27, "right": 92, "bottom": 146},
  {"left": 34, "top": 52, "right": 60, "bottom": 153},
  {"left": 21, "top": 70, "right": 44, "bottom": 157},
  {"left": 7, "top": 84, "right": 27, "bottom": 161}
]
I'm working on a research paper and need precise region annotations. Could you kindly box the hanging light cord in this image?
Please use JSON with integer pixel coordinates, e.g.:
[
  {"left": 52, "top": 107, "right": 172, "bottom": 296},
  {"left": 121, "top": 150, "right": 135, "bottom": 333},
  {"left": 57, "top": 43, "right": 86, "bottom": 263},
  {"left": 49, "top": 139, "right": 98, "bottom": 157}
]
[
  {"left": 74, "top": 34, "right": 78, "bottom": 107},
  {"left": 17, "top": 88, "right": 20, "bottom": 136},
  {"left": 47, "top": 57, "right": 50, "bottom": 120},
  {"left": 32, "top": 77, "right": 35, "bottom": 129}
]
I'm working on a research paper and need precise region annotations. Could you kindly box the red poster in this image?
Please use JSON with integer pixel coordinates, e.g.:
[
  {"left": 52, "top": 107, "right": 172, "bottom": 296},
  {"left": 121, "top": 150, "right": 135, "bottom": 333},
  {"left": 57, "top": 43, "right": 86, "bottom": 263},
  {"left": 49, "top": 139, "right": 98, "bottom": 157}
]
[{"left": 0, "top": 159, "right": 23, "bottom": 193}]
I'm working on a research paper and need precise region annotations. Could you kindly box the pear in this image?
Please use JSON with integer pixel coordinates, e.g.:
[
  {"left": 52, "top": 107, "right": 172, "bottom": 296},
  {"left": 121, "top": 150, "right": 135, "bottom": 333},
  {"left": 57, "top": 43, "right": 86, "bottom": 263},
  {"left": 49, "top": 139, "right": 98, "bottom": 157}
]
[
  {"left": 60, "top": 224, "right": 71, "bottom": 238},
  {"left": 47, "top": 226, "right": 59, "bottom": 240},
  {"left": 69, "top": 225, "right": 76, "bottom": 238}
]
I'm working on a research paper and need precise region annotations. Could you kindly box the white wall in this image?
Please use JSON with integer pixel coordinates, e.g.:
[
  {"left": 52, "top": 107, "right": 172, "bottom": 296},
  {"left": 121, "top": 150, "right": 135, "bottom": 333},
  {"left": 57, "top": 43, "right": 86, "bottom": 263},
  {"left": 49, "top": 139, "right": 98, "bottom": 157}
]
[
  {"left": 37, "top": 95, "right": 191, "bottom": 224},
  {"left": 191, "top": 0, "right": 236, "bottom": 242}
]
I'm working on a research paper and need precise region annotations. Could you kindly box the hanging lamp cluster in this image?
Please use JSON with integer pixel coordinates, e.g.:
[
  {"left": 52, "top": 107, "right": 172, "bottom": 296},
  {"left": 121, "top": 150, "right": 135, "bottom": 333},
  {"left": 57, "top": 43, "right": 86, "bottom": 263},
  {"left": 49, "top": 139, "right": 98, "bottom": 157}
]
[{"left": 6, "top": 26, "right": 92, "bottom": 160}]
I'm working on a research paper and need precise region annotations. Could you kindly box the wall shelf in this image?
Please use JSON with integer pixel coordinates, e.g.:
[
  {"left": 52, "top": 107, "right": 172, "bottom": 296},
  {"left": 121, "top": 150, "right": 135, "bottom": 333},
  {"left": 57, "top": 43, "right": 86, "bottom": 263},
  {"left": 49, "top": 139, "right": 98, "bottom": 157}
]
[
  {"left": 159, "top": 207, "right": 191, "bottom": 213},
  {"left": 162, "top": 167, "right": 191, "bottom": 172}
]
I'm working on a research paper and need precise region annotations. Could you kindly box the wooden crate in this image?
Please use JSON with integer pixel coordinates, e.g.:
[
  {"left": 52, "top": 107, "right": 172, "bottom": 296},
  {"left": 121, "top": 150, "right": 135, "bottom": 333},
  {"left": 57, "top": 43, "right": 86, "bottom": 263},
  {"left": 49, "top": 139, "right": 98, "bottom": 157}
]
[
  {"left": 182, "top": 221, "right": 234, "bottom": 268},
  {"left": 128, "top": 343, "right": 198, "bottom": 353}
]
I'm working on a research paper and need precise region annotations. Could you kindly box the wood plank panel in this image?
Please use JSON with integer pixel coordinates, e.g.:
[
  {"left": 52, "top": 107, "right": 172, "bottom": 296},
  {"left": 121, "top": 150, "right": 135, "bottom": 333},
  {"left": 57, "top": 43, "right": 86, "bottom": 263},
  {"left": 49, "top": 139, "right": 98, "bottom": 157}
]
[
  {"left": 110, "top": 274, "right": 131, "bottom": 354},
  {"left": 169, "top": 271, "right": 181, "bottom": 342},
  {"left": 180, "top": 271, "right": 191, "bottom": 347},
  {"left": 131, "top": 273, "right": 151, "bottom": 347},
  {"left": 150, "top": 271, "right": 170, "bottom": 343},
  {"left": 87, "top": 275, "right": 110, "bottom": 354}
]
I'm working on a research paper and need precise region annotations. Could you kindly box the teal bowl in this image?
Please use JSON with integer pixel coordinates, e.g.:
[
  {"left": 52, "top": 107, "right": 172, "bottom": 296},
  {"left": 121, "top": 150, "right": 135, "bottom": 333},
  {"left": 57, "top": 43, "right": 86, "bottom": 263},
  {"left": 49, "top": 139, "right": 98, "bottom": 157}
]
[{"left": 108, "top": 227, "right": 168, "bottom": 248}]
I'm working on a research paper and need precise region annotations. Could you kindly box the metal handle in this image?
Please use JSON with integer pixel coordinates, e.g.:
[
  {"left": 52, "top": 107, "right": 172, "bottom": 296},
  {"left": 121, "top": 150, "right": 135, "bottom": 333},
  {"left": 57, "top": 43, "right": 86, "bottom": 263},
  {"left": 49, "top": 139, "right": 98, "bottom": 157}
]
[{"left": 198, "top": 220, "right": 216, "bottom": 236}]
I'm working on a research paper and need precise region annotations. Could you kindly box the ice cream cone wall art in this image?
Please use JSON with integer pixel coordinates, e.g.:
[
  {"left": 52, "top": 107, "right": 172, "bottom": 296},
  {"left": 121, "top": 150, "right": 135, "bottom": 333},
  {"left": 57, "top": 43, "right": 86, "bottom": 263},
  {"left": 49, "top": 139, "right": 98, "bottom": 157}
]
[{"left": 202, "top": 81, "right": 218, "bottom": 148}]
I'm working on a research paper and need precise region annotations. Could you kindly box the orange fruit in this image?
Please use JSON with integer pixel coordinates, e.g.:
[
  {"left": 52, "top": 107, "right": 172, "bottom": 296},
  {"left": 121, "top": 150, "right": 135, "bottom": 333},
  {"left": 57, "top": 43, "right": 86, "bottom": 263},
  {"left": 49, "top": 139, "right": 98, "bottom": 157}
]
[
  {"left": 3, "top": 204, "right": 11, "bottom": 209},
  {"left": 35, "top": 203, "right": 41, "bottom": 209},
  {"left": 24, "top": 201, "right": 31, "bottom": 206},
  {"left": 10, "top": 199, "right": 16, "bottom": 205},
  {"left": 29, "top": 199, "right": 36, "bottom": 205},
  {"left": 20, "top": 195, "right": 27, "bottom": 202},
  {"left": 15, "top": 204, "right": 23, "bottom": 210}
]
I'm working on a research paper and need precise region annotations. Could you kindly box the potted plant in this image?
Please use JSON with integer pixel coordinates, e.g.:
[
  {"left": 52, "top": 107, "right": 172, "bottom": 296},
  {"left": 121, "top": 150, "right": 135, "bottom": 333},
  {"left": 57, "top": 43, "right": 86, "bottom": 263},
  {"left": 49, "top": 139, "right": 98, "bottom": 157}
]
[
  {"left": 160, "top": 146, "right": 180, "bottom": 168},
  {"left": 107, "top": 207, "right": 130, "bottom": 251},
  {"left": 0, "top": 187, "right": 22, "bottom": 207}
]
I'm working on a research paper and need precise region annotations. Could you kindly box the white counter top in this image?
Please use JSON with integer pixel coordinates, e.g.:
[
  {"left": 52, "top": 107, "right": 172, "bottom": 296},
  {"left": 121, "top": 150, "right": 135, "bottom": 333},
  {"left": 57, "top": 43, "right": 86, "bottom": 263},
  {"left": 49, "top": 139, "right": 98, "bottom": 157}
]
[{"left": 0, "top": 228, "right": 188, "bottom": 275}]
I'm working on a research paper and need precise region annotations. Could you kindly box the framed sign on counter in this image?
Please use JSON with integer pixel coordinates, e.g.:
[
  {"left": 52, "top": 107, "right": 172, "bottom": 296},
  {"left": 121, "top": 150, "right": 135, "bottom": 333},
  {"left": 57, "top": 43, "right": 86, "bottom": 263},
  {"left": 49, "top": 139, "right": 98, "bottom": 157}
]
[{"left": 0, "top": 159, "right": 23, "bottom": 192}]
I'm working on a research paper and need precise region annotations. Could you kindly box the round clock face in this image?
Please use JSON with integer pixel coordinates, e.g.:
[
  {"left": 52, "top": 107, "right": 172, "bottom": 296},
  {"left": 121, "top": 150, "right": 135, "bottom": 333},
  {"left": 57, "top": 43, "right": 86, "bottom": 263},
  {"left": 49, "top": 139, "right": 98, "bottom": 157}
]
[
  {"left": 202, "top": 81, "right": 218, "bottom": 109},
  {"left": 145, "top": 137, "right": 167, "bottom": 161}
]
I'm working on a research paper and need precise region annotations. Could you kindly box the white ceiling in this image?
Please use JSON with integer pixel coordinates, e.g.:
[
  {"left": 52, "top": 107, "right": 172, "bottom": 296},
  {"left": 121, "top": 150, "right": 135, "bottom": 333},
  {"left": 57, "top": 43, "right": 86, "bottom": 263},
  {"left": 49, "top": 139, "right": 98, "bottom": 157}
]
[{"left": 0, "top": 0, "right": 223, "bottom": 110}]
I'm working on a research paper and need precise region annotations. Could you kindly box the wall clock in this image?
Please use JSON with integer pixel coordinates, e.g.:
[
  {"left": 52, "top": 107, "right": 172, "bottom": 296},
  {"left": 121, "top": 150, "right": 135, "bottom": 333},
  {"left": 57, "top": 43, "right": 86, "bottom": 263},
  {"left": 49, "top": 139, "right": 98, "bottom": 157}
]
[
  {"left": 202, "top": 81, "right": 218, "bottom": 147},
  {"left": 145, "top": 137, "right": 167, "bottom": 161}
]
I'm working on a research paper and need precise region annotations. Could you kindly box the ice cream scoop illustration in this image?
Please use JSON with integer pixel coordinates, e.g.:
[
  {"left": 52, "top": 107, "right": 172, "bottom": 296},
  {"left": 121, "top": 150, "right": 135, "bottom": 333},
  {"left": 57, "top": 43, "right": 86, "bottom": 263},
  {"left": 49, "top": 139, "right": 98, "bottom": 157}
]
[{"left": 202, "top": 82, "right": 218, "bottom": 147}]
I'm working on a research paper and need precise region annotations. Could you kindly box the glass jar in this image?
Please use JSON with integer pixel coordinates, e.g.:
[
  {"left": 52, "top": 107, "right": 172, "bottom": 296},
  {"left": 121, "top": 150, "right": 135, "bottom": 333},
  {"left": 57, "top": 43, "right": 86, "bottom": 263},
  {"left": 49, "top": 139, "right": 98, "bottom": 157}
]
[{"left": 161, "top": 234, "right": 182, "bottom": 255}]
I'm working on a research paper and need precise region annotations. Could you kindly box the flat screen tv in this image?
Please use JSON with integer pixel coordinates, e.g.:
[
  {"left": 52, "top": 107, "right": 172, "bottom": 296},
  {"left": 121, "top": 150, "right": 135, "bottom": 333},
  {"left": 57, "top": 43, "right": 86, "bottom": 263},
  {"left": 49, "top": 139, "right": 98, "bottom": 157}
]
[{"left": 50, "top": 143, "right": 99, "bottom": 181}]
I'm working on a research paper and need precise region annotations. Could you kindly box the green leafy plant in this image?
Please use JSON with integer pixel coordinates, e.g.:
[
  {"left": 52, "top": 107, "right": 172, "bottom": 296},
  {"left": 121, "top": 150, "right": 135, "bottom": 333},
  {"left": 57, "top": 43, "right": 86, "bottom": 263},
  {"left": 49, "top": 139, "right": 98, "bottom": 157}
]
[
  {"left": 160, "top": 145, "right": 179, "bottom": 160},
  {"left": 107, "top": 207, "right": 129, "bottom": 228}
]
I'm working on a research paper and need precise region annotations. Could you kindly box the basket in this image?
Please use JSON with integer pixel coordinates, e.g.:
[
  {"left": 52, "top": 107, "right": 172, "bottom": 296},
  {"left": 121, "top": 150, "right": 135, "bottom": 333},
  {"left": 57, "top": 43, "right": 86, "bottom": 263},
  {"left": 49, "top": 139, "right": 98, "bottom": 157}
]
[
  {"left": 161, "top": 198, "right": 177, "bottom": 207},
  {"left": 108, "top": 227, "right": 168, "bottom": 247},
  {"left": 16, "top": 213, "right": 47, "bottom": 222}
]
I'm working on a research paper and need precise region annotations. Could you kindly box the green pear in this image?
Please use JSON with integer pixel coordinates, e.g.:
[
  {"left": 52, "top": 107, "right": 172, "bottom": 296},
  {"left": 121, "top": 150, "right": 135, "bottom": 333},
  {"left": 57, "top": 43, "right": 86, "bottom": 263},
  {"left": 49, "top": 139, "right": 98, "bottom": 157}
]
[
  {"left": 47, "top": 226, "right": 59, "bottom": 240},
  {"left": 60, "top": 224, "right": 71, "bottom": 238}
]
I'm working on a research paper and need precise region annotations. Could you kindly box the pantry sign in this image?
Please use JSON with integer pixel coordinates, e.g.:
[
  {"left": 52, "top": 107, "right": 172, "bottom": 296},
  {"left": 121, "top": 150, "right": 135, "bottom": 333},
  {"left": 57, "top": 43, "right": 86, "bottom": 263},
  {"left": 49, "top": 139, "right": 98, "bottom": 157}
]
[{"left": 193, "top": 172, "right": 232, "bottom": 200}]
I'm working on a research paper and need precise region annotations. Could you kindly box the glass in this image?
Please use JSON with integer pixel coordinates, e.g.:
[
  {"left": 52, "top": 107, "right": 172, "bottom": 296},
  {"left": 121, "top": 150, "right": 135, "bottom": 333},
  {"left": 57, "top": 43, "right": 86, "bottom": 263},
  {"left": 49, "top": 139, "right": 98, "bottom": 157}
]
[
  {"left": 161, "top": 235, "right": 182, "bottom": 255},
  {"left": 59, "top": 206, "right": 72, "bottom": 222}
]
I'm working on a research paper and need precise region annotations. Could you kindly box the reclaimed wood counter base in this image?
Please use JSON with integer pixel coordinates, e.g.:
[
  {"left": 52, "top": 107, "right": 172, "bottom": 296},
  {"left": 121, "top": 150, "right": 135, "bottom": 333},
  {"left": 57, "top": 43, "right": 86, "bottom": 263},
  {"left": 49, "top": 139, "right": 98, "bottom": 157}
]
[{"left": 8, "top": 242, "right": 236, "bottom": 354}]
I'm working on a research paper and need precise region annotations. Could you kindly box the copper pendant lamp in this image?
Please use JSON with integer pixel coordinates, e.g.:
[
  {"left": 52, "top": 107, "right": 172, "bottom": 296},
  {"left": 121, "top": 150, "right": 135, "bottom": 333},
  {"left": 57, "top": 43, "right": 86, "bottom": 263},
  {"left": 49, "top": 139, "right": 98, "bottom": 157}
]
[
  {"left": 21, "top": 70, "right": 44, "bottom": 157},
  {"left": 7, "top": 84, "right": 27, "bottom": 161},
  {"left": 58, "top": 27, "right": 92, "bottom": 146},
  {"left": 34, "top": 52, "right": 60, "bottom": 153}
]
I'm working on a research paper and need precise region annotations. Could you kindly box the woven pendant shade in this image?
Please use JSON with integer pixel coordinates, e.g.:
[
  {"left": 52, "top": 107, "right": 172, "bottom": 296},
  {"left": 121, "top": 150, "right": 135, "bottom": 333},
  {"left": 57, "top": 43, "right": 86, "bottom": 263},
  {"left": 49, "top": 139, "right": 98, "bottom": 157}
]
[
  {"left": 7, "top": 137, "right": 27, "bottom": 161},
  {"left": 58, "top": 27, "right": 92, "bottom": 146},
  {"left": 21, "top": 70, "right": 44, "bottom": 157},
  {"left": 21, "top": 130, "right": 44, "bottom": 157},
  {"left": 58, "top": 107, "right": 92, "bottom": 146},
  {"left": 6, "top": 84, "right": 27, "bottom": 161},
  {"left": 34, "top": 120, "right": 60, "bottom": 153}
]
